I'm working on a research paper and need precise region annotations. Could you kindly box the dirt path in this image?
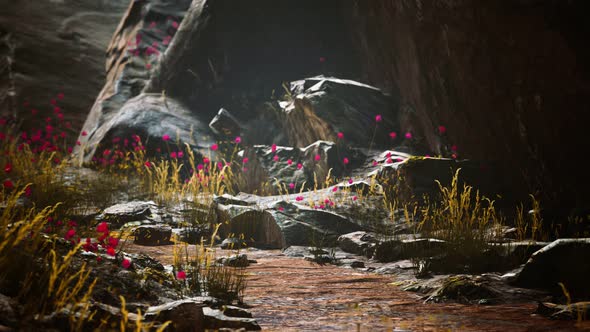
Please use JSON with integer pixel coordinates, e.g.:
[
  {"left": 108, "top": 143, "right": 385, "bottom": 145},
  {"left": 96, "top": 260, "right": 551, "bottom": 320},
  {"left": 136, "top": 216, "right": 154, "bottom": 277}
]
[{"left": 125, "top": 244, "right": 588, "bottom": 331}]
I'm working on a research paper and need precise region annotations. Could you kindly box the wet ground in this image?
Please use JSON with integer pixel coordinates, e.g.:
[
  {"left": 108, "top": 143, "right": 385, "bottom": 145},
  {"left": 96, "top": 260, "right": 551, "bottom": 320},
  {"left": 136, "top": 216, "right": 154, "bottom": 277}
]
[{"left": 126, "top": 244, "right": 590, "bottom": 331}]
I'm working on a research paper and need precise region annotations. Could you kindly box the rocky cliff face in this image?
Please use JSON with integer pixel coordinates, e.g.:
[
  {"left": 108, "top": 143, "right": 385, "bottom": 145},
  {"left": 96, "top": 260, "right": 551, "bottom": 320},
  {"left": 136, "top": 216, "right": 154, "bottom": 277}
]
[
  {"left": 0, "top": 0, "right": 128, "bottom": 130},
  {"left": 349, "top": 0, "right": 590, "bottom": 208}
]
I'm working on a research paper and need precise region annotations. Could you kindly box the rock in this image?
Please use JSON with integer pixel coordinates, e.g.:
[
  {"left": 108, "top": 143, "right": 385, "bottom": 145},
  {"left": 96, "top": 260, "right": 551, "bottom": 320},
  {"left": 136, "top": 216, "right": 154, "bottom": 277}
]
[
  {"left": 220, "top": 209, "right": 286, "bottom": 249},
  {"left": 203, "top": 307, "right": 261, "bottom": 331},
  {"left": 134, "top": 225, "right": 173, "bottom": 246},
  {"left": 145, "top": 299, "right": 205, "bottom": 332},
  {"left": 175, "top": 227, "right": 213, "bottom": 245},
  {"left": 77, "top": 93, "right": 216, "bottom": 162},
  {"left": 0, "top": 294, "right": 16, "bottom": 327},
  {"left": 100, "top": 201, "right": 157, "bottom": 226},
  {"left": 0, "top": 0, "right": 128, "bottom": 131},
  {"left": 512, "top": 238, "right": 590, "bottom": 299},
  {"left": 425, "top": 275, "right": 501, "bottom": 304},
  {"left": 378, "top": 157, "right": 502, "bottom": 204},
  {"left": 281, "top": 76, "right": 399, "bottom": 149},
  {"left": 240, "top": 141, "right": 366, "bottom": 194},
  {"left": 373, "top": 238, "right": 447, "bottom": 262},
  {"left": 217, "top": 254, "right": 250, "bottom": 268},
  {"left": 337, "top": 231, "right": 378, "bottom": 256},
  {"left": 221, "top": 305, "right": 253, "bottom": 318},
  {"left": 492, "top": 241, "right": 550, "bottom": 266},
  {"left": 209, "top": 108, "right": 243, "bottom": 137},
  {"left": 74, "top": 0, "right": 194, "bottom": 162},
  {"left": 350, "top": 261, "right": 366, "bottom": 269},
  {"left": 535, "top": 301, "right": 590, "bottom": 320},
  {"left": 220, "top": 237, "right": 249, "bottom": 250}
]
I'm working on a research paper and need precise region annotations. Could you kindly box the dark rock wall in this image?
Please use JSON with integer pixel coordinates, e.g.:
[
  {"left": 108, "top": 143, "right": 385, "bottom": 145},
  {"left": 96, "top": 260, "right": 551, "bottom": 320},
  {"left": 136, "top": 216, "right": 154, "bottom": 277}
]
[
  {"left": 0, "top": 0, "right": 128, "bottom": 130},
  {"left": 349, "top": 0, "right": 590, "bottom": 208}
]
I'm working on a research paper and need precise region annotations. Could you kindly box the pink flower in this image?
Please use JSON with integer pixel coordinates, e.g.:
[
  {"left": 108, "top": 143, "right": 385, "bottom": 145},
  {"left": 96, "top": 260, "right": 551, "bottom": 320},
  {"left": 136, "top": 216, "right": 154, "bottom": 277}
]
[
  {"left": 278, "top": 206, "right": 285, "bottom": 212},
  {"left": 176, "top": 270, "right": 186, "bottom": 280},
  {"left": 162, "top": 134, "right": 170, "bottom": 141},
  {"left": 287, "top": 159, "right": 293, "bottom": 166},
  {"left": 352, "top": 196, "right": 358, "bottom": 201},
  {"left": 337, "top": 132, "right": 344, "bottom": 139},
  {"left": 235, "top": 136, "right": 241, "bottom": 144},
  {"left": 144, "top": 161, "right": 151, "bottom": 168},
  {"left": 389, "top": 132, "right": 397, "bottom": 139},
  {"left": 271, "top": 144, "right": 277, "bottom": 153},
  {"left": 273, "top": 155, "right": 279, "bottom": 162},
  {"left": 177, "top": 151, "right": 184, "bottom": 158},
  {"left": 387, "top": 157, "right": 393, "bottom": 164},
  {"left": 242, "top": 157, "right": 248, "bottom": 164},
  {"left": 343, "top": 157, "right": 349, "bottom": 165},
  {"left": 295, "top": 196, "right": 304, "bottom": 201},
  {"left": 375, "top": 114, "right": 382, "bottom": 122},
  {"left": 146, "top": 63, "right": 152, "bottom": 70},
  {"left": 451, "top": 145, "right": 458, "bottom": 152},
  {"left": 438, "top": 125, "right": 447, "bottom": 135},
  {"left": 65, "top": 229, "right": 76, "bottom": 240},
  {"left": 81, "top": 131, "right": 87, "bottom": 136},
  {"left": 372, "top": 161, "right": 378, "bottom": 167},
  {"left": 405, "top": 132, "right": 412, "bottom": 139},
  {"left": 314, "top": 154, "right": 321, "bottom": 161},
  {"left": 319, "top": 57, "right": 326, "bottom": 63},
  {"left": 171, "top": 21, "right": 179, "bottom": 29},
  {"left": 122, "top": 258, "right": 131, "bottom": 269},
  {"left": 348, "top": 178, "right": 353, "bottom": 184},
  {"left": 203, "top": 157, "right": 210, "bottom": 164},
  {"left": 217, "top": 162, "right": 223, "bottom": 170},
  {"left": 289, "top": 183, "right": 295, "bottom": 189},
  {"left": 296, "top": 163, "right": 302, "bottom": 170},
  {"left": 332, "top": 186, "right": 338, "bottom": 192},
  {"left": 211, "top": 143, "right": 218, "bottom": 151},
  {"left": 197, "top": 164, "right": 204, "bottom": 171}
]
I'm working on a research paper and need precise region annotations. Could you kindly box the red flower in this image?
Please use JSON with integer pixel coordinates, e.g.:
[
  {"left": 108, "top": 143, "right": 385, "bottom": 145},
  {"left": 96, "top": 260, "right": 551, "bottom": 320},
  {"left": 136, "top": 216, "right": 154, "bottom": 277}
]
[
  {"left": 108, "top": 237, "right": 119, "bottom": 248},
  {"left": 144, "top": 161, "right": 151, "bottom": 168},
  {"left": 176, "top": 270, "right": 186, "bottom": 280},
  {"left": 273, "top": 155, "right": 279, "bottom": 162},
  {"left": 4, "top": 163, "right": 12, "bottom": 173},
  {"left": 122, "top": 258, "right": 131, "bottom": 269},
  {"left": 375, "top": 114, "right": 382, "bottom": 122},
  {"left": 314, "top": 154, "right": 321, "bottom": 161},
  {"left": 389, "top": 132, "right": 397, "bottom": 139},
  {"left": 106, "top": 247, "right": 116, "bottom": 256},
  {"left": 57, "top": 92, "right": 64, "bottom": 100},
  {"left": 24, "top": 186, "right": 32, "bottom": 197},
  {"left": 287, "top": 159, "right": 293, "bottom": 166},
  {"left": 234, "top": 136, "right": 241, "bottom": 144},
  {"left": 337, "top": 132, "right": 344, "bottom": 139},
  {"left": 65, "top": 229, "right": 76, "bottom": 240},
  {"left": 242, "top": 157, "right": 249, "bottom": 164},
  {"left": 81, "top": 131, "right": 87, "bottom": 136},
  {"left": 203, "top": 157, "right": 209, "bottom": 164},
  {"left": 3, "top": 180, "right": 13, "bottom": 190},
  {"left": 295, "top": 196, "right": 304, "bottom": 201},
  {"left": 162, "top": 134, "right": 170, "bottom": 141},
  {"left": 211, "top": 143, "right": 218, "bottom": 151},
  {"left": 438, "top": 125, "right": 447, "bottom": 135},
  {"left": 170, "top": 152, "right": 177, "bottom": 159},
  {"left": 297, "top": 163, "right": 302, "bottom": 170},
  {"left": 96, "top": 222, "right": 109, "bottom": 233},
  {"left": 271, "top": 144, "right": 277, "bottom": 153},
  {"left": 343, "top": 157, "right": 349, "bottom": 165}
]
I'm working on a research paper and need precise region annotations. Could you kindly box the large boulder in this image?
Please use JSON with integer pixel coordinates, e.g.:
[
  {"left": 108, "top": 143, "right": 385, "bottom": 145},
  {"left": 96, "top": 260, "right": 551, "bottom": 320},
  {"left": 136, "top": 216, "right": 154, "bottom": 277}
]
[
  {"left": 279, "top": 76, "right": 400, "bottom": 149},
  {"left": 74, "top": 0, "right": 193, "bottom": 162},
  {"left": 0, "top": 0, "right": 128, "bottom": 130},
  {"left": 512, "top": 238, "right": 590, "bottom": 299},
  {"left": 76, "top": 93, "right": 216, "bottom": 163}
]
